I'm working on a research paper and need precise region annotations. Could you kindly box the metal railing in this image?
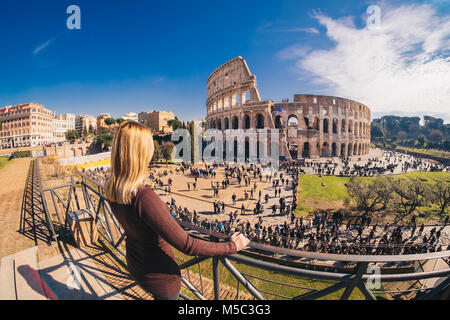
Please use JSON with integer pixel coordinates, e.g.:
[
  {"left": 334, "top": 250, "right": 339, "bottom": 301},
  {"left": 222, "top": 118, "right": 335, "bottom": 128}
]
[{"left": 37, "top": 170, "right": 450, "bottom": 300}]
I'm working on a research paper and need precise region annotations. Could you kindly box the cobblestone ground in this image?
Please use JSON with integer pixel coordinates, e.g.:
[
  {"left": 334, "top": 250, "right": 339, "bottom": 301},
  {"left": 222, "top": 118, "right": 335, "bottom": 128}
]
[{"left": 0, "top": 158, "right": 37, "bottom": 259}]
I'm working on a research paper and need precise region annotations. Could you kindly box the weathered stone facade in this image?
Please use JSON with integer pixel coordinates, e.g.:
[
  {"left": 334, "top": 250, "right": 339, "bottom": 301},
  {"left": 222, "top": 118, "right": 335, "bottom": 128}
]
[
  {"left": 44, "top": 142, "right": 98, "bottom": 158},
  {"left": 205, "top": 57, "right": 371, "bottom": 159}
]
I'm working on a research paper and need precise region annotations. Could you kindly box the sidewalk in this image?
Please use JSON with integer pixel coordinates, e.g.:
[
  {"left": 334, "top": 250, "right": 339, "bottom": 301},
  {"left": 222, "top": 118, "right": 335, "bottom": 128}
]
[{"left": 0, "top": 245, "right": 124, "bottom": 300}]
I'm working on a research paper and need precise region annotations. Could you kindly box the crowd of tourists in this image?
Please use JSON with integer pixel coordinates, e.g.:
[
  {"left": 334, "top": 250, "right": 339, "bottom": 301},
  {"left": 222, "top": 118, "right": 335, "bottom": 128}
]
[
  {"left": 279, "top": 151, "right": 448, "bottom": 177},
  {"left": 81, "top": 148, "right": 449, "bottom": 257},
  {"left": 172, "top": 199, "right": 449, "bottom": 256},
  {"left": 82, "top": 167, "right": 111, "bottom": 186}
]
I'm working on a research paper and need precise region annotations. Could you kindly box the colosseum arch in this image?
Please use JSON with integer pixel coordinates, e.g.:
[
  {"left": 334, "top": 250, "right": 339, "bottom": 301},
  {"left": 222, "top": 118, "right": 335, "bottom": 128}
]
[
  {"left": 322, "top": 142, "right": 330, "bottom": 157},
  {"left": 303, "top": 142, "right": 310, "bottom": 157},
  {"left": 304, "top": 117, "right": 310, "bottom": 129},
  {"left": 348, "top": 143, "right": 353, "bottom": 156},
  {"left": 341, "top": 143, "right": 346, "bottom": 157},
  {"left": 287, "top": 115, "right": 298, "bottom": 128},
  {"left": 313, "top": 117, "right": 320, "bottom": 130},
  {"left": 332, "top": 142, "right": 337, "bottom": 157},
  {"left": 244, "top": 114, "right": 251, "bottom": 129},
  {"left": 232, "top": 116, "right": 239, "bottom": 130},
  {"left": 332, "top": 119, "right": 338, "bottom": 134},
  {"left": 255, "top": 114, "right": 265, "bottom": 129},
  {"left": 224, "top": 117, "right": 230, "bottom": 130},
  {"left": 275, "top": 115, "right": 283, "bottom": 129},
  {"left": 323, "top": 119, "right": 329, "bottom": 134}
]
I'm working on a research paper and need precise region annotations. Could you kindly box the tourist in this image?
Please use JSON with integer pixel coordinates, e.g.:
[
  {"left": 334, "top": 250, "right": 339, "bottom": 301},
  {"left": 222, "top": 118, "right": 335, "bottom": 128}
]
[{"left": 105, "top": 121, "right": 250, "bottom": 300}]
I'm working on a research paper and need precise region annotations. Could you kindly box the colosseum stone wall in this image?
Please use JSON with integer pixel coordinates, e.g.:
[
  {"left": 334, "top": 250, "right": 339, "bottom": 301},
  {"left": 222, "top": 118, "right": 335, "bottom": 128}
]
[{"left": 206, "top": 57, "right": 371, "bottom": 160}]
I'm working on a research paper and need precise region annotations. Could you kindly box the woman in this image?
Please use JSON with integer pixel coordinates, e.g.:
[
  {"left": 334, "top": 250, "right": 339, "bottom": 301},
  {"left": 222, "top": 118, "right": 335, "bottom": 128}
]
[{"left": 105, "top": 121, "right": 249, "bottom": 300}]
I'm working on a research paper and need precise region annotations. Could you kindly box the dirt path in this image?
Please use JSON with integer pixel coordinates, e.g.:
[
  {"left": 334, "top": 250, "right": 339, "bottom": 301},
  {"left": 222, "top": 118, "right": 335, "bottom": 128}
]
[{"left": 0, "top": 158, "right": 36, "bottom": 259}]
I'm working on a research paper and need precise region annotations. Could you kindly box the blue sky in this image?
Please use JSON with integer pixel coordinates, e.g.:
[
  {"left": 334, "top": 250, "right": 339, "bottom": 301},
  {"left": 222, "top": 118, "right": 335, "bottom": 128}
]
[{"left": 0, "top": 0, "right": 449, "bottom": 121}]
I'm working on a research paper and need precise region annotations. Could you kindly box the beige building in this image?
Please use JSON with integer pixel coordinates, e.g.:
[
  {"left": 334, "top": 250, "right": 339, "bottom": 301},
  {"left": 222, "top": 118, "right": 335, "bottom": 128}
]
[
  {"left": 96, "top": 113, "right": 111, "bottom": 130},
  {"left": 0, "top": 103, "right": 54, "bottom": 149},
  {"left": 139, "top": 110, "right": 175, "bottom": 133},
  {"left": 122, "top": 112, "right": 139, "bottom": 122},
  {"left": 75, "top": 115, "right": 97, "bottom": 136},
  {"left": 53, "top": 113, "right": 75, "bottom": 142}
]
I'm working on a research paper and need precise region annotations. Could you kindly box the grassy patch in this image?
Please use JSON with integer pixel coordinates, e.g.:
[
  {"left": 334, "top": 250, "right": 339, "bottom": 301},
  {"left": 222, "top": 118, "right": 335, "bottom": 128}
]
[
  {"left": 0, "top": 156, "right": 10, "bottom": 171},
  {"left": 295, "top": 172, "right": 450, "bottom": 221},
  {"left": 298, "top": 175, "right": 351, "bottom": 202},
  {"left": 396, "top": 146, "right": 450, "bottom": 159},
  {"left": 174, "top": 250, "right": 368, "bottom": 300},
  {"left": 295, "top": 175, "right": 356, "bottom": 216},
  {"left": 400, "top": 171, "right": 450, "bottom": 183}
]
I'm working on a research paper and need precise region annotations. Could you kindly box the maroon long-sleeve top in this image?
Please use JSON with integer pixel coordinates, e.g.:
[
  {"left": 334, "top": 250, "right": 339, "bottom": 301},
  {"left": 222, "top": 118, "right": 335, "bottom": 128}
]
[{"left": 109, "top": 186, "right": 237, "bottom": 298}]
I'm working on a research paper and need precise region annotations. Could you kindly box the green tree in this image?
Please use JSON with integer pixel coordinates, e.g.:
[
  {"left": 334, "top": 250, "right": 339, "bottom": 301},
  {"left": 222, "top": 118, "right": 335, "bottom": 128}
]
[
  {"left": 188, "top": 121, "right": 195, "bottom": 164},
  {"left": 96, "top": 133, "right": 114, "bottom": 149},
  {"left": 424, "top": 116, "right": 444, "bottom": 131},
  {"left": 151, "top": 139, "right": 161, "bottom": 164},
  {"left": 116, "top": 118, "right": 125, "bottom": 124},
  {"left": 168, "top": 118, "right": 183, "bottom": 130},
  {"left": 161, "top": 141, "right": 175, "bottom": 166},
  {"left": 347, "top": 176, "right": 393, "bottom": 217},
  {"left": 65, "top": 129, "right": 79, "bottom": 142},
  {"left": 431, "top": 180, "right": 450, "bottom": 216},
  {"left": 393, "top": 180, "right": 431, "bottom": 223},
  {"left": 105, "top": 118, "right": 117, "bottom": 126},
  {"left": 429, "top": 129, "right": 445, "bottom": 143}
]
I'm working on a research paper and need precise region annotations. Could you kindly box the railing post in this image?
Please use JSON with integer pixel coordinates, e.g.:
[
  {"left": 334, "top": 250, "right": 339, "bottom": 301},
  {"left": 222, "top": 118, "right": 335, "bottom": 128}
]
[
  {"left": 213, "top": 257, "right": 220, "bottom": 300},
  {"left": 340, "top": 262, "right": 368, "bottom": 300}
]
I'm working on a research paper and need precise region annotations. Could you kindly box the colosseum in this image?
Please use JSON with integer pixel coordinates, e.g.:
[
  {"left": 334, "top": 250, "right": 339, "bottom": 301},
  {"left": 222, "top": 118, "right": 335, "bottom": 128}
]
[{"left": 205, "top": 57, "right": 371, "bottom": 160}]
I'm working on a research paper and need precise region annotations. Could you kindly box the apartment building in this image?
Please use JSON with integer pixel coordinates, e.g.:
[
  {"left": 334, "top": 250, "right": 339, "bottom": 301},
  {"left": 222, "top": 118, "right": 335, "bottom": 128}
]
[
  {"left": 53, "top": 113, "right": 76, "bottom": 142},
  {"left": 0, "top": 103, "right": 54, "bottom": 149},
  {"left": 75, "top": 115, "right": 97, "bottom": 136},
  {"left": 138, "top": 110, "right": 175, "bottom": 133}
]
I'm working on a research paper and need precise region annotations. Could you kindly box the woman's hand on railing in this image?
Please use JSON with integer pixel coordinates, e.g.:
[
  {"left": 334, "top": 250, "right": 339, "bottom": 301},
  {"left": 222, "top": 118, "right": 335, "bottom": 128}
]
[{"left": 230, "top": 232, "right": 250, "bottom": 252}]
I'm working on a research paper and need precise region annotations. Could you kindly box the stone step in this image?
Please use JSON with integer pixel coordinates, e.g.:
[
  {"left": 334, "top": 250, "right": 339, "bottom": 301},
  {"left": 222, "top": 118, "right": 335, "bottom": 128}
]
[
  {"left": 0, "top": 246, "right": 48, "bottom": 300},
  {"left": 14, "top": 246, "right": 48, "bottom": 300},
  {"left": 36, "top": 247, "right": 124, "bottom": 300},
  {"left": 0, "top": 255, "right": 16, "bottom": 300}
]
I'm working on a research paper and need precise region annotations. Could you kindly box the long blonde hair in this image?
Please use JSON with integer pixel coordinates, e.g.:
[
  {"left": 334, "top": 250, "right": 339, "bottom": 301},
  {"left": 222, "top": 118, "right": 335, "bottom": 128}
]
[{"left": 105, "top": 121, "right": 154, "bottom": 205}]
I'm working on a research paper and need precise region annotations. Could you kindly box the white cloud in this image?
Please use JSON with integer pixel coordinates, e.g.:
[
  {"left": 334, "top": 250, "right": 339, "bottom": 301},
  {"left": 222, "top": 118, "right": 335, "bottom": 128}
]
[
  {"left": 33, "top": 37, "right": 57, "bottom": 55},
  {"left": 283, "top": 3, "right": 450, "bottom": 120},
  {"left": 276, "top": 45, "right": 311, "bottom": 60},
  {"left": 280, "top": 27, "right": 320, "bottom": 34}
]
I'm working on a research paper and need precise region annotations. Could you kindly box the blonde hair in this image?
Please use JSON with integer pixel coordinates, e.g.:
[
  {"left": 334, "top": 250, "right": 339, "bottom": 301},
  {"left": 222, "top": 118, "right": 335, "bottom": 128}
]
[{"left": 105, "top": 121, "right": 154, "bottom": 205}]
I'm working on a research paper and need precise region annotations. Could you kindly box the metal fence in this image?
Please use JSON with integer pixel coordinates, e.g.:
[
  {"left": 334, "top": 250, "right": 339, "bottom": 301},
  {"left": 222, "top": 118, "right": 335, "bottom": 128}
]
[{"left": 37, "top": 166, "right": 450, "bottom": 300}]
